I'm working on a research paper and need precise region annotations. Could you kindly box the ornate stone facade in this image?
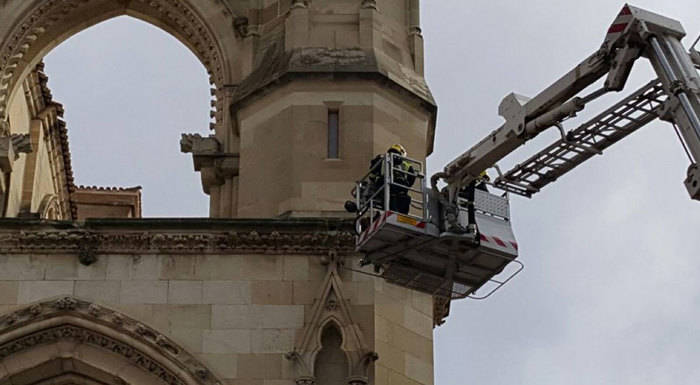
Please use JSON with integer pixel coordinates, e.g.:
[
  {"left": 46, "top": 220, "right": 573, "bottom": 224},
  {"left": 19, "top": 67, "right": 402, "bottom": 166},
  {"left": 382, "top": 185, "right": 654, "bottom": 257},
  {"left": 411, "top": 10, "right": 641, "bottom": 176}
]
[{"left": 0, "top": 1, "right": 437, "bottom": 384}]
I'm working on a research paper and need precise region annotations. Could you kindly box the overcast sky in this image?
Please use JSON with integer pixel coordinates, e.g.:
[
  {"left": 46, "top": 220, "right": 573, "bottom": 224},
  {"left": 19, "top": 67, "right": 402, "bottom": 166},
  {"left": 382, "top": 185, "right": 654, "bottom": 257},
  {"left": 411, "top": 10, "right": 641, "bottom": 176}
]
[{"left": 43, "top": 1, "right": 700, "bottom": 384}]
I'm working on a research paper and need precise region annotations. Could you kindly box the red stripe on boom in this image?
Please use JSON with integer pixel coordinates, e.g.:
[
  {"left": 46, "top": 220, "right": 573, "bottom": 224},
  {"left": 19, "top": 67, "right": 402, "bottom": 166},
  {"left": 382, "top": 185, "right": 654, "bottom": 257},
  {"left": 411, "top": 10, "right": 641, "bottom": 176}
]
[
  {"left": 480, "top": 234, "right": 489, "bottom": 242},
  {"left": 619, "top": 6, "right": 631, "bottom": 15},
  {"left": 510, "top": 241, "right": 519, "bottom": 250},
  {"left": 608, "top": 23, "right": 628, "bottom": 34}
]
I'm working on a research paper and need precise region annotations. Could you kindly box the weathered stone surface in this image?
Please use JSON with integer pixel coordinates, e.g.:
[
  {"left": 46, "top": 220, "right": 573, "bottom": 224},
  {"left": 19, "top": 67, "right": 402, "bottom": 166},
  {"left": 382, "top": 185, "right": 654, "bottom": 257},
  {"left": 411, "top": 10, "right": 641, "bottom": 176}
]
[{"left": 0, "top": 0, "right": 437, "bottom": 382}]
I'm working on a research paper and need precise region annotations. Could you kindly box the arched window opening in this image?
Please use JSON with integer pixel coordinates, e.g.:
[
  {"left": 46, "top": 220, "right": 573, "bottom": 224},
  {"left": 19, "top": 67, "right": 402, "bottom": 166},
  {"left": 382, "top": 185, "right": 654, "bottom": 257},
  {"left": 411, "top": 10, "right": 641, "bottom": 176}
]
[
  {"left": 37, "top": 16, "right": 212, "bottom": 218},
  {"left": 314, "top": 323, "right": 349, "bottom": 385}
]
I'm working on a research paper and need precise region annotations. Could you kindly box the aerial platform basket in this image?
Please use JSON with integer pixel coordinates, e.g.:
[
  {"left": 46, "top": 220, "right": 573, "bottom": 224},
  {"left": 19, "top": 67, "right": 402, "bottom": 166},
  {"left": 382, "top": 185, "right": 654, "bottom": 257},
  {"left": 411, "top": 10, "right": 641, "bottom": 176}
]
[{"left": 351, "top": 155, "right": 522, "bottom": 300}]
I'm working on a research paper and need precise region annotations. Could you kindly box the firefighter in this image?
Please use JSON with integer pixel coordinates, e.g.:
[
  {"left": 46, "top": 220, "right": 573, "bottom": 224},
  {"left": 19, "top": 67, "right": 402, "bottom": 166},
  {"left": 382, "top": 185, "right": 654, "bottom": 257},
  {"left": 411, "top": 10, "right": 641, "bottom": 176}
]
[
  {"left": 367, "top": 144, "right": 416, "bottom": 214},
  {"left": 459, "top": 171, "right": 490, "bottom": 232}
]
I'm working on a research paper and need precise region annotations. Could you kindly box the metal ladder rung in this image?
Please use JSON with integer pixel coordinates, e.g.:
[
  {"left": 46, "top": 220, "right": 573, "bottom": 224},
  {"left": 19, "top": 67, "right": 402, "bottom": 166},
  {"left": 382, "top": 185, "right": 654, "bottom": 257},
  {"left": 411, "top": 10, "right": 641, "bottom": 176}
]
[{"left": 496, "top": 80, "right": 667, "bottom": 197}]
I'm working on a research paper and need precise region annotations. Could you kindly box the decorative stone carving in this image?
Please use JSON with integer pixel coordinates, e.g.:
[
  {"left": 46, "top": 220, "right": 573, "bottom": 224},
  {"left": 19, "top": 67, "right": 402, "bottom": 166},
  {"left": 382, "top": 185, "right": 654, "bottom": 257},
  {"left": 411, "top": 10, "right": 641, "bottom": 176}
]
[
  {"left": 53, "top": 296, "right": 78, "bottom": 310},
  {"left": 347, "top": 375, "right": 369, "bottom": 385},
  {"left": 88, "top": 304, "right": 102, "bottom": 317},
  {"left": 181, "top": 133, "right": 240, "bottom": 194},
  {"left": 291, "top": 0, "right": 310, "bottom": 9},
  {"left": 287, "top": 263, "right": 377, "bottom": 381},
  {"left": 10, "top": 133, "right": 32, "bottom": 154},
  {"left": 29, "top": 304, "right": 43, "bottom": 317},
  {"left": 0, "top": 222, "right": 355, "bottom": 256},
  {"left": 295, "top": 376, "right": 316, "bottom": 385},
  {"left": 0, "top": 297, "right": 223, "bottom": 385},
  {"left": 233, "top": 16, "right": 250, "bottom": 37},
  {"left": 0, "top": 136, "right": 17, "bottom": 172},
  {"left": 360, "top": 0, "right": 377, "bottom": 10}
]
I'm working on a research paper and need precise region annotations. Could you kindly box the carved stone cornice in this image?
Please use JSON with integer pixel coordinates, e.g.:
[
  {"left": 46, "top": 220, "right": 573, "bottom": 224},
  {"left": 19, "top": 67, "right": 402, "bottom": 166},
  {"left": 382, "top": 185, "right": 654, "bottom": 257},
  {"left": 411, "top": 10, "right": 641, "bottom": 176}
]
[
  {"left": 181, "top": 133, "right": 239, "bottom": 194},
  {"left": 0, "top": 218, "right": 355, "bottom": 255},
  {"left": 0, "top": 296, "right": 223, "bottom": 385}
]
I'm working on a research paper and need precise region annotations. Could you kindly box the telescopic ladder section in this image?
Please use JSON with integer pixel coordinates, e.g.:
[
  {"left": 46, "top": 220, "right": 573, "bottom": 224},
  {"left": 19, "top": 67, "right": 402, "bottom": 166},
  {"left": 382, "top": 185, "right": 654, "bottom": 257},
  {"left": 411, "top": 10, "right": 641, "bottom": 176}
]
[{"left": 495, "top": 80, "right": 667, "bottom": 197}]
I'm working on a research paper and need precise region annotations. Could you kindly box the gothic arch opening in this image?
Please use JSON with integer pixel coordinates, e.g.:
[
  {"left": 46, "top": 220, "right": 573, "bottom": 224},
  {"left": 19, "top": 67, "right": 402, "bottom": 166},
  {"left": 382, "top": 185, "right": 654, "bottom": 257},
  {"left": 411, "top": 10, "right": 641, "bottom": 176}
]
[
  {"left": 314, "top": 322, "right": 350, "bottom": 385},
  {"left": 43, "top": 16, "right": 212, "bottom": 216},
  {"left": 0, "top": 0, "right": 243, "bottom": 218},
  {"left": 0, "top": 297, "right": 223, "bottom": 385}
]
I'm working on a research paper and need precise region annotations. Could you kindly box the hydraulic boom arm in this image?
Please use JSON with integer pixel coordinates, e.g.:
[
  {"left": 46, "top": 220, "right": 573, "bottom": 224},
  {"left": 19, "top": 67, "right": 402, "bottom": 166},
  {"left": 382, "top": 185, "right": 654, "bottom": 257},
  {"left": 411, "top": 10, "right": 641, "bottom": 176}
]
[{"left": 436, "top": 4, "right": 700, "bottom": 203}]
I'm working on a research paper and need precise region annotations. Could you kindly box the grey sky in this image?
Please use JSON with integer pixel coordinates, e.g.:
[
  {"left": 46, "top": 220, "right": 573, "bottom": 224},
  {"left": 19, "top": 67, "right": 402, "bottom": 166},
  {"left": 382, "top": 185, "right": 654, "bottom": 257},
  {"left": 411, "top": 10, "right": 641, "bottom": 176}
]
[{"left": 43, "top": 1, "right": 700, "bottom": 384}]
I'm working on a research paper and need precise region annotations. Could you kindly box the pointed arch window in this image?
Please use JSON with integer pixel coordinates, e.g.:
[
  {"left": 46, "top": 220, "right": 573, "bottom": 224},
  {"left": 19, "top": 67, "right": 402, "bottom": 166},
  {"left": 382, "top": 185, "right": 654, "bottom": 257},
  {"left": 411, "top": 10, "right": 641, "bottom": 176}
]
[{"left": 314, "top": 323, "right": 349, "bottom": 384}]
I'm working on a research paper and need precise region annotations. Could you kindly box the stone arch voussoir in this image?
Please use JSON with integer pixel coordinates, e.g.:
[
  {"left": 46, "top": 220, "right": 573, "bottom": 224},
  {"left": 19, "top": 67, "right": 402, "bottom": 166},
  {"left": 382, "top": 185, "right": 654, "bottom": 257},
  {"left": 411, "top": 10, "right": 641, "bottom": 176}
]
[{"left": 0, "top": 296, "right": 224, "bottom": 385}]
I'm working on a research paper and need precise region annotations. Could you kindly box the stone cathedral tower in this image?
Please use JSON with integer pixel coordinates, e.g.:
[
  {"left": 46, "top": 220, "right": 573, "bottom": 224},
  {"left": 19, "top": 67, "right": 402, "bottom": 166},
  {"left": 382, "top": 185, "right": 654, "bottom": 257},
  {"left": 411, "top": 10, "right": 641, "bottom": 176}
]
[{"left": 0, "top": 1, "right": 437, "bottom": 384}]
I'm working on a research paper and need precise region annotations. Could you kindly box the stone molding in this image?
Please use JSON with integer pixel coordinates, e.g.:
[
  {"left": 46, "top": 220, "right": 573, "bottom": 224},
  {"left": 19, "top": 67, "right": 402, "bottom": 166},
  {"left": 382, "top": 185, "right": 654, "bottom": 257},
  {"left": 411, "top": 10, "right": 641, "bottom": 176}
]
[
  {"left": 0, "top": 0, "right": 229, "bottom": 129},
  {"left": 0, "top": 221, "right": 355, "bottom": 255},
  {"left": 0, "top": 296, "right": 224, "bottom": 385},
  {"left": 287, "top": 260, "right": 376, "bottom": 384}
]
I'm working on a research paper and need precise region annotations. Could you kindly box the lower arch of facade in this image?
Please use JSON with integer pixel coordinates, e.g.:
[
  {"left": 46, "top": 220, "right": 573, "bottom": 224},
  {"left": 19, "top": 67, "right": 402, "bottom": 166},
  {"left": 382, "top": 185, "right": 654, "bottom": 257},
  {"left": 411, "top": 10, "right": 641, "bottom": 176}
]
[{"left": 0, "top": 296, "right": 223, "bottom": 385}]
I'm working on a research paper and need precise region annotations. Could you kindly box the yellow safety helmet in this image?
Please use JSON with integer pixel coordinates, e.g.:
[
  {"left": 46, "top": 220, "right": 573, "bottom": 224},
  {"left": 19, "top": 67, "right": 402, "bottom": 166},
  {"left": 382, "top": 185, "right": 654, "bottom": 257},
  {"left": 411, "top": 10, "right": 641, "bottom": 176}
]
[
  {"left": 388, "top": 144, "right": 407, "bottom": 156},
  {"left": 479, "top": 170, "right": 490, "bottom": 181}
]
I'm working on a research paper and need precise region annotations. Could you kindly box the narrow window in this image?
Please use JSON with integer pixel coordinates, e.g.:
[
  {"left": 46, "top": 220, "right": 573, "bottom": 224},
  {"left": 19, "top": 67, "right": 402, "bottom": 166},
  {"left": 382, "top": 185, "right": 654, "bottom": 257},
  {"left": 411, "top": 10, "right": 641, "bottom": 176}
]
[{"left": 327, "top": 109, "right": 339, "bottom": 159}]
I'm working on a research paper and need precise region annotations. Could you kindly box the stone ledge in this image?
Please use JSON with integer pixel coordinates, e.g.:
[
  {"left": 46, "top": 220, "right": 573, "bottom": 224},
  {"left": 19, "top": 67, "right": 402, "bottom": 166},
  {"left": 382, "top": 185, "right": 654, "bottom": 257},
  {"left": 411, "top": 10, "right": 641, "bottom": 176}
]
[{"left": 0, "top": 218, "right": 355, "bottom": 255}]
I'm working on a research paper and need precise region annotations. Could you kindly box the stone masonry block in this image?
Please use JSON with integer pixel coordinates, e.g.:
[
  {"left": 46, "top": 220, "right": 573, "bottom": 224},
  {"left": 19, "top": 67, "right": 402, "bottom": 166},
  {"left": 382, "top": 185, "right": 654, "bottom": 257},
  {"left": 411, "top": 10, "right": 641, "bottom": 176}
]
[
  {"left": 239, "top": 255, "right": 283, "bottom": 281},
  {"left": 120, "top": 281, "right": 167, "bottom": 304},
  {"left": 17, "top": 281, "right": 74, "bottom": 304},
  {"left": 77, "top": 255, "right": 108, "bottom": 280},
  {"left": 161, "top": 255, "right": 196, "bottom": 280},
  {"left": 236, "top": 354, "right": 282, "bottom": 380},
  {"left": 212, "top": 305, "right": 304, "bottom": 329},
  {"left": 403, "top": 305, "right": 433, "bottom": 340},
  {"left": 251, "top": 329, "right": 295, "bottom": 353},
  {"left": 375, "top": 340, "right": 405, "bottom": 374},
  {"left": 0, "top": 255, "right": 44, "bottom": 280},
  {"left": 203, "top": 330, "right": 251, "bottom": 354},
  {"left": 107, "top": 255, "right": 161, "bottom": 280},
  {"left": 168, "top": 281, "right": 203, "bottom": 304},
  {"left": 197, "top": 255, "right": 244, "bottom": 280},
  {"left": 203, "top": 281, "right": 251, "bottom": 304},
  {"left": 44, "top": 255, "right": 78, "bottom": 280},
  {"left": 130, "top": 255, "right": 162, "bottom": 280},
  {"left": 155, "top": 304, "right": 212, "bottom": 329},
  {"left": 292, "top": 281, "right": 319, "bottom": 305},
  {"left": 171, "top": 327, "right": 203, "bottom": 354},
  {"left": 74, "top": 280, "right": 120, "bottom": 304},
  {"left": 410, "top": 291, "right": 433, "bottom": 317},
  {"left": 199, "top": 353, "right": 238, "bottom": 379},
  {"left": 282, "top": 256, "right": 308, "bottom": 281},
  {"left": 212, "top": 305, "right": 258, "bottom": 329},
  {"left": 257, "top": 305, "right": 304, "bottom": 329},
  {"left": 388, "top": 325, "right": 433, "bottom": 363},
  {"left": 0, "top": 282, "right": 18, "bottom": 304},
  {"left": 405, "top": 353, "right": 434, "bottom": 385},
  {"left": 251, "top": 281, "right": 292, "bottom": 305}
]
